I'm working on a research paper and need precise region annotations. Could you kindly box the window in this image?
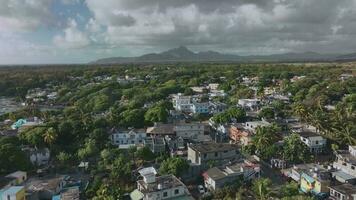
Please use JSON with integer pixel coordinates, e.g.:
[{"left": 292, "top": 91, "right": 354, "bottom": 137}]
[
  {"left": 163, "top": 192, "right": 168, "bottom": 197},
  {"left": 315, "top": 141, "right": 319, "bottom": 145},
  {"left": 7, "top": 195, "right": 10, "bottom": 200},
  {"left": 174, "top": 189, "right": 179, "bottom": 194},
  {"left": 203, "top": 153, "right": 207, "bottom": 158},
  {"left": 215, "top": 152, "right": 218, "bottom": 157}
]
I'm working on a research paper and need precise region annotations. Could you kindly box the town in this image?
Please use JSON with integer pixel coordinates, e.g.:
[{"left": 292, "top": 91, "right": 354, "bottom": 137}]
[{"left": 0, "top": 63, "right": 355, "bottom": 200}]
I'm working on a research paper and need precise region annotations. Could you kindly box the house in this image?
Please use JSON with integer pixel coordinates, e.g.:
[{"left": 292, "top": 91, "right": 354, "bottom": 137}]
[
  {"left": 145, "top": 137, "right": 166, "bottom": 154},
  {"left": 130, "top": 167, "right": 193, "bottom": 200},
  {"left": 282, "top": 164, "right": 331, "bottom": 183},
  {"left": 329, "top": 183, "right": 356, "bottom": 200},
  {"left": 209, "top": 102, "right": 227, "bottom": 114},
  {"left": 191, "top": 102, "right": 210, "bottom": 114},
  {"left": 146, "top": 123, "right": 174, "bottom": 137},
  {"left": 297, "top": 132, "right": 326, "bottom": 154},
  {"left": 5, "top": 172, "right": 27, "bottom": 185},
  {"left": 25, "top": 176, "right": 66, "bottom": 200},
  {"left": 172, "top": 93, "right": 193, "bottom": 112},
  {"left": 237, "top": 99, "right": 261, "bottom": 111},
  {"left": 300, "top": 167, "right": 332, "bottom": 195},
  {"left": 164, "top": 136, "right": 184, "bottom": 152},
  {"left": 187, "top": 143, "right": 240, "bottom": 166},
  {"left": 0, "top": 186, "right": 25, "bottom": 200},
  {"left": 22, "top": 147, "right": 50, "bottom": 166},
  {"left": 244, "top": 121, "right": 271, "bottom": 133},
  {"left": 229, "top": 124, "right": 253, "bottom": 146},
  {"left": 208, "top": 83, "right": 220, "bottom": 91},
  {"left": 174, "top": 122, "right": 205, "bottom": 141},
  {"left": 11, "top": 117, "right": 43, "bottom": 131},
  {"left": 203, "top": 159, "right": 260, "bottom": 191},
  {"left": 110, "top": 129, "right": 146, "bottom": 149},
  {"left": 52, "top": 186, "right": 80, "bottom": 200},
  {"left": 333, "top": 146, "right": 356, "bottom": 179}
]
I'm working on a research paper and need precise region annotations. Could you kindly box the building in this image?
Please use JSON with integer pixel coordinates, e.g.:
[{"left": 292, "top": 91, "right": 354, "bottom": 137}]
[
  {"left": 0, "top": 186, "right": 25, "bottom": 200},
  {"left": 145, "top": 137, "right": 166, "bottom": 154},
  {"left": 22, "top": 147, "right": 50, "bottom": 166},
  {"left": 203, "top": 159, "right": 260, "bottom": 191},
  {"left": 130, "top": 167, "right": 193, "bottom": 200},
  {"left": 209, "top": 102, "right": 227, "bottom": 114},
  {"left": 52, "top": 186, "right": 80, "bottom": 200},
  {"left": 146, "top": 123, "right": 174, "bottom": 137},
  {"left": 174, "top": 122, "right": 205, "bottom": 141},
  {"left": 229, "top": 124, "right": 253, "bottom": 146},
  {"left": 333, "top": 146, "right": 356, "bottom": 178},
  {"left": 25, "top": 176, "right": 66, "bottom": 200},
  {"left": 110, "top": 129, "right": 146, "bottom": 149},
  {"left": 5, "top": 172, "right": 27, "bottom": 185},
  {"left": 329, "top": 184, "right": 356, "bottom": 200},
  {"left": 187, "top": 143, "right": 240, "bottom": 166},
  {"left": 297, "top": 132, "right": 326, "bottom": 154},
  {"left": 244, "top": 121, "right": 271, "bottom": 133},
  {"left": 300, "top": 167, "right": 332, "bottom": 195},
  {"left": 191, "top": 102, "right": 209, "bottom": 114},
  {"left": 237, "top": 99, "right": 261, "bottom": 111},
  {"left": 172, "top": 94, "right": 193, "bottom": 112}
]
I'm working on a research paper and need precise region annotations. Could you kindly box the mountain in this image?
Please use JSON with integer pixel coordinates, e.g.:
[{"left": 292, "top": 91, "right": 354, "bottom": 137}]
[{"left": 91, "top": 46, "right": 355, "bottom": 64}]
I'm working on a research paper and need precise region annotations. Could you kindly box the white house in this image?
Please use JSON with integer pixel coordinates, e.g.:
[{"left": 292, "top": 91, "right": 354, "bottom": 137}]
[
  {"left": 172, "top": 93, "right": 192, "bottom": 112},
  {"left": 191, "top": 102, "right": 210, "bottom": 114},
  {"left": 237, "top": 99, "right": 261, "bottom": 111},
  {"left": 244, "top": 121, "right": 270, "bottom": 133},
  {"left": 298, "top": 132, "right": 326, "bottom": 154},
  {"left": 131, "top": 167, "right": 193, "bottom": 200},
  {"left": 22, "top": 147, "right": 50, "bottom": 166},
  {"left": 333, "top": 146, "right": 356, "bottom": 178},
  {"left": 110, "top": 129, "right": 146, "bottom": 149},
  {"left": 203, "top": 159, "right": 260, "bottom": 191}
]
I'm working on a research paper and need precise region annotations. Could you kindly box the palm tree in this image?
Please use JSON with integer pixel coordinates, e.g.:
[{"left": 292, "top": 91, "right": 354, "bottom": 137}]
[
  {"left": 293, "top": 103, "right": 309, "bottom": 122},
  {"left": 43, "top": 127, "right": 57, "bottom": 145},
  {"left": 253, "top": 126, "right": 278, "bottom": 154},
  {"left": 252, "top": 178, "right": 272, "bottom": 200}
]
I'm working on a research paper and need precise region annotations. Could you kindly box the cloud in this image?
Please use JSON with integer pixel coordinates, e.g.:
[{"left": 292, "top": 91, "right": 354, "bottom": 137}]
[
  {"left": 0, "top": 0, "right": 52, "bottom": 32},
  {"left": 53, "top": 19, "right": 90, "bottom": 49},
  {"left": 84, "top": 0, "right": 356, "bottom": 54}
]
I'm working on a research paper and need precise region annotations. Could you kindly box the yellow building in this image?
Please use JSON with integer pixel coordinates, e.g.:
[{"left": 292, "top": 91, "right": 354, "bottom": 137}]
[{"left": 300, "top": 172, "right": 331, "bottom": 195}]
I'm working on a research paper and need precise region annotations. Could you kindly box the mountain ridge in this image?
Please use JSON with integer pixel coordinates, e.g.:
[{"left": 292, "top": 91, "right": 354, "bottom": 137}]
[{"left": 91, "top": 46, "right": 356, "bottom": 64}]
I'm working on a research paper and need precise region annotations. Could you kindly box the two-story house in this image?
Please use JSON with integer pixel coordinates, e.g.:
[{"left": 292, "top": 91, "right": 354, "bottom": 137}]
[
  {"left": 333, "top": 146, "right": 356, "bottom": 183},
  {"left": 131, "top": 167, "right": 193, "bottom": 200},
  {"left": 329, "top": 183, "right": 356, "bottom": 200},
  {"left": 187, "top": 143, "right": 240, "bottom": 166},
  {"left": 110, "top": 129, "right": 146, "bottom": 149},
  {"left": 297, "top": 132, "right": 326, "bottom": 154},
  {"left": 203, "top": 159, "right": 260, "bottom": 191}
]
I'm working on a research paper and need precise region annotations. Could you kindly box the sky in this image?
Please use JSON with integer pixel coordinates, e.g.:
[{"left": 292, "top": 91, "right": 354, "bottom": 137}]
[{"left": 1, "top": 0, "right": 356, "bottom": 64}]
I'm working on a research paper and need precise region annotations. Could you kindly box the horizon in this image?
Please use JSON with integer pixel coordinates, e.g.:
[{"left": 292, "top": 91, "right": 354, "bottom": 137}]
[{"left": 1, "top": 0, "right": 356, "bottom": 64}]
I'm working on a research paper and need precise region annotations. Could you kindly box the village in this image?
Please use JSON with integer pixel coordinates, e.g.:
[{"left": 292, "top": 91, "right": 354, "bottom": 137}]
[{"left": 0, "top": 64, "right": 355, "bottom": 200}]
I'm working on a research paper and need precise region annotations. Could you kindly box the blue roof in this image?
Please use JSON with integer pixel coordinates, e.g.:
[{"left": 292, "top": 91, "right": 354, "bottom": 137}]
[
  {"left": 302, "top": 173, "right": 315, "bottom": 183},
  {"left": 52, "top": 195, "right": 60, "bottom": 200},
  {"left": 2, "top": 186, "right": 24, "bottom": 194}
]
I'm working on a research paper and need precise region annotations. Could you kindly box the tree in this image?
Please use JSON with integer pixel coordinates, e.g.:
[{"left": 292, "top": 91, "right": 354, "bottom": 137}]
[
  {"left": 159, "top": 157, "right": 189, "bottom": 176},
  {"left": 280, "top": 181, "right": 299, "bottom": 198},
  {"left": 252, "top": 126, "right": 279, "bottom": 157},
  {"left": 258, "top": 107, "right": 275, "bottom": 120},
  {"left": 78, "top": 139, "right": 99, "bottom": 160},
  {"left": 43, "top": 127, "right": 58, "bottom": 146},
  {"left": 144, "top": 105, "right": 168, "bottom": 124},
  {"left": 252, "top": 178, "right": 272, "bottom": 200},
  {"left": 282, "top": 133, "right": 311, "bottom": 163},
  {"left": 57, "top": 151, "right": 71, "bottom": 167},
  {"left": 136, "top": 146, "right": 155, "bottom": 161},
  {"left": 110, "top": 155, "right": 131, "bottom": 183},
  {"left": 0, "top": 143, "right": 32, "bottom": 174}
]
